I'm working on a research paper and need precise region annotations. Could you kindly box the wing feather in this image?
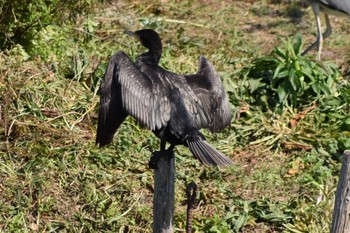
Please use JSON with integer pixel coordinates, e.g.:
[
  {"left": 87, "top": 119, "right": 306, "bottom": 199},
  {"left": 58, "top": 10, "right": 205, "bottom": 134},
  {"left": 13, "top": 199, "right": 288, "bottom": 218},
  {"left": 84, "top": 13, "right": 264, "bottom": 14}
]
[
  {"left": 184, "top": 56, "right": 232, "bottom": 132},
  {"left": 117, "top": 52, "right": 171, "bottom": 130},
  {"left": 96, "top": 52, "right": 128, "bottom": 147},
  {"left": 96, "top": 51, "right": 171, "bottom": 147}
]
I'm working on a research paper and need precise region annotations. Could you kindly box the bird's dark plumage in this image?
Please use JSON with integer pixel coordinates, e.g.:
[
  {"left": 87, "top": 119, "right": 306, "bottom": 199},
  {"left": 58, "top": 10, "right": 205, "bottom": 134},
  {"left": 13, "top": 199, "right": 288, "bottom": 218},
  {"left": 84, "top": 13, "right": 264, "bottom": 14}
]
[{"left": 96, "top": 29, "right": 233, "bottom": 166}]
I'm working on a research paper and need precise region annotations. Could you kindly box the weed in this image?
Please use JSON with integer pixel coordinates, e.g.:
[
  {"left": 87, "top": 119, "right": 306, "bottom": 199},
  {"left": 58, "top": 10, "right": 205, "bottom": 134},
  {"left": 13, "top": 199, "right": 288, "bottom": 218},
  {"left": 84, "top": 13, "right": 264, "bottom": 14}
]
[{"left": 239, "top": 35, "right": 340, "bottom": 112}]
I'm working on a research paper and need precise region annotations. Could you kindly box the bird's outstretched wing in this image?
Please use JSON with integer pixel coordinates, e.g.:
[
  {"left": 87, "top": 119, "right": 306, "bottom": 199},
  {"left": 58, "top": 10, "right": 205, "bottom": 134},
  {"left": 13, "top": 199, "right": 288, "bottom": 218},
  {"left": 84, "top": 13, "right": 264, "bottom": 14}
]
[
  {"left": 184, "top": 56, "right": 232, "bottom": 132},
  {"left": 96, "top": 51, "right": 171, "bottom": 147}
]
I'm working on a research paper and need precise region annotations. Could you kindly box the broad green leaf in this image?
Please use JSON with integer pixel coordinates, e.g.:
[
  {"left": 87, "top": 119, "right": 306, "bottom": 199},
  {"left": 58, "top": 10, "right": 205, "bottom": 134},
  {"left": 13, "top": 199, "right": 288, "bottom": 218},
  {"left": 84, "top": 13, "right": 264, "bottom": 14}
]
[
  {"left": 293, "top": 34, "right": 303, "bottom": 54},
  {"left": 273, "top": 63, "right": 285, "bottom": 79},
  {"left": 288, "top": 69, "right": 297, "bottom": 91},
  {"left": 249, "top": 78, "right": 262, "bottom": 93},
  {"left": 277, "top": 85, "right": 287, "bottom": 102}
]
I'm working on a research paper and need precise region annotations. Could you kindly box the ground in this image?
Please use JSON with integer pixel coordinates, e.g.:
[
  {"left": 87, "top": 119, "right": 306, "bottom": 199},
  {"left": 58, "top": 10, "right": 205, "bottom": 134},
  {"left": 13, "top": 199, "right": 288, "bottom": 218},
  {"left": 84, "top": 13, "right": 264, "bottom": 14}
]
[{"left": 0, "top": 0, "right": 349, "bottom": 232}]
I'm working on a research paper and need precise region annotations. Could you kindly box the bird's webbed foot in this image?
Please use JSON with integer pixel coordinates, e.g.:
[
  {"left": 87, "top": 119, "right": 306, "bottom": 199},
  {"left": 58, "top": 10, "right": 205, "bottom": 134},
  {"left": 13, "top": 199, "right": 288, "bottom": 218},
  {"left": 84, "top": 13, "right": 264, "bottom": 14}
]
[
  {"left": 148, "top": 151, "right": 161, "bottom": 169},
  {"left": 148, "top": 145, "right": 175, "bottom": 169}
]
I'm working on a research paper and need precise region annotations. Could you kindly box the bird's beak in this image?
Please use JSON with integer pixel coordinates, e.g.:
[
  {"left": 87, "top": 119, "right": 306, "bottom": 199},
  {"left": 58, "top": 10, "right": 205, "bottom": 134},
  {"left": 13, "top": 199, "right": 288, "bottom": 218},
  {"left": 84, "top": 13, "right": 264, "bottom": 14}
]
[{"left": 124, "top": 31, "right": 140, "bottom": 41}]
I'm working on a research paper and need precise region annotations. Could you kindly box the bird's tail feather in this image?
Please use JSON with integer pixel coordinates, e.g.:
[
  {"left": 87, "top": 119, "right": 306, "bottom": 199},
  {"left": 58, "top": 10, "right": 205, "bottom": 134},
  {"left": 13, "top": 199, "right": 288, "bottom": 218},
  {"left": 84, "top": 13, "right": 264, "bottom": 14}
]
[{"left": 187, "top": 140, "right": 233, "bottom": 167}]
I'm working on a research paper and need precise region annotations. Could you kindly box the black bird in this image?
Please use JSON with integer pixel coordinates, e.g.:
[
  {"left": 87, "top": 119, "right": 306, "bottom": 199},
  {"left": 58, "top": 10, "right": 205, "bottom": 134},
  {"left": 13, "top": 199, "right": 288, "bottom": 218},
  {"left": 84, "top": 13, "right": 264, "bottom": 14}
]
[{"left": 96, "top": 29, "right": 233, "bottom": 166}]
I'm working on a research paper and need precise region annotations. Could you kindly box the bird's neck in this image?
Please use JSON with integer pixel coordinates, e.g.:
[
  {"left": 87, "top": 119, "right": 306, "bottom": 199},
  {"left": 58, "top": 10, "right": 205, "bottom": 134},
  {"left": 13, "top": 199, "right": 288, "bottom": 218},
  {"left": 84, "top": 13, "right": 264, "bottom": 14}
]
[{"left": 137, "top": 50, "right": 161, "bottom": 65}]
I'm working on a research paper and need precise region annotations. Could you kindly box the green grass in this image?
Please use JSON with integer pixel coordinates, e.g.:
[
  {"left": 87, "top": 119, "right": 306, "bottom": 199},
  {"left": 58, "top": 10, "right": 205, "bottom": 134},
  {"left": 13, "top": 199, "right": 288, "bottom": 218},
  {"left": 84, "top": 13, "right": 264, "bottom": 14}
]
[{"left": 1, "top": 0, "right": 350, "bottom": 232}]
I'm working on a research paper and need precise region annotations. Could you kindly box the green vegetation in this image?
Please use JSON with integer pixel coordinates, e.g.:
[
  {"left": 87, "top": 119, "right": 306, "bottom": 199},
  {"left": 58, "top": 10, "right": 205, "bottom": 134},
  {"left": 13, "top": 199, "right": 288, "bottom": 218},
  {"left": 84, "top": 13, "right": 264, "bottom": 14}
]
[
  {"left": 0, "top": 0, "right": 98, "bottom": 51},
  {"left": 1, "top": 0, "right": 349, "bottom": 232},
  {"left": 240, "top": 35, "right": 341, "bottom": 110}
]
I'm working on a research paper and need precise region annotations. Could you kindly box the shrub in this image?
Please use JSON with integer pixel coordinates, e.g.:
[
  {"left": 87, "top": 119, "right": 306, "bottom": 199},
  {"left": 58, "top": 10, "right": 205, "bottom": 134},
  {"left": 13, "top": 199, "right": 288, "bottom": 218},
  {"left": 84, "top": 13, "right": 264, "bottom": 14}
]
[
  {"left": 239, "top": 35, "right": 340, "bottom": 112},
  {"left": 0, "top": 0, "right": 97, "bottom": 51}
]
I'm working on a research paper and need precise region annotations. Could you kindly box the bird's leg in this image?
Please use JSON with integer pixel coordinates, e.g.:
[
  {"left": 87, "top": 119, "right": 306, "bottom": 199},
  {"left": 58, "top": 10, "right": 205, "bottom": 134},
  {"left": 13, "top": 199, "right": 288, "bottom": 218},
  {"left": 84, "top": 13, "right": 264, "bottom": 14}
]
[
  {"left": 323, "top": 14, "right": 332, "bottom": 39},
  {"left": 302, "top": 2, "right": 323, "bottom": 60},
  {"left": 165, "top": 144, "right": 175, "bottom": 158},
  {"left": 315, "top": 12, "right": 323, "bottom": 60},
  {"left": 149, "top": 151, "right": 162, "bottom": 170},
  {"left": 149, "top": 141, "right": 174, "bottom": 169},
  {"left": 160, "top": 140, "right": 167, "bottom": 151}
]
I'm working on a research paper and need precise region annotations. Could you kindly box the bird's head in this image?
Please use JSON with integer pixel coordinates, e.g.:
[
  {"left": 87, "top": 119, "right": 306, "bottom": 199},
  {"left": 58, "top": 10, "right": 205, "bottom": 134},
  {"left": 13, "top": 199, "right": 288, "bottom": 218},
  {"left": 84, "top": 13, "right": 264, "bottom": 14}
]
[{"left": 125, "top": 29, "right": 163, "bottom": 56}]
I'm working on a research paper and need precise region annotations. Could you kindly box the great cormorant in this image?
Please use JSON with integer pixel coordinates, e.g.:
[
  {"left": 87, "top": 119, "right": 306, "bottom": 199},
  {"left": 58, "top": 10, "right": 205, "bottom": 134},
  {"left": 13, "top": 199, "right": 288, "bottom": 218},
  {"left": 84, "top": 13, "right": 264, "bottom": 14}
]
[{"left": 96, "top": 29, "right": 233, "bottom": 166}]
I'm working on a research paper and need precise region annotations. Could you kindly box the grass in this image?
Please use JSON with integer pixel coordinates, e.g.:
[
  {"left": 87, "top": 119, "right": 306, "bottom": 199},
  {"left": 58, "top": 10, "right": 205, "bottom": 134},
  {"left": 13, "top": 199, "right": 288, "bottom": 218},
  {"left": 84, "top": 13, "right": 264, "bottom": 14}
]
[{"left": 1, "top": 0, "right": 350, "bottom": 232}]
